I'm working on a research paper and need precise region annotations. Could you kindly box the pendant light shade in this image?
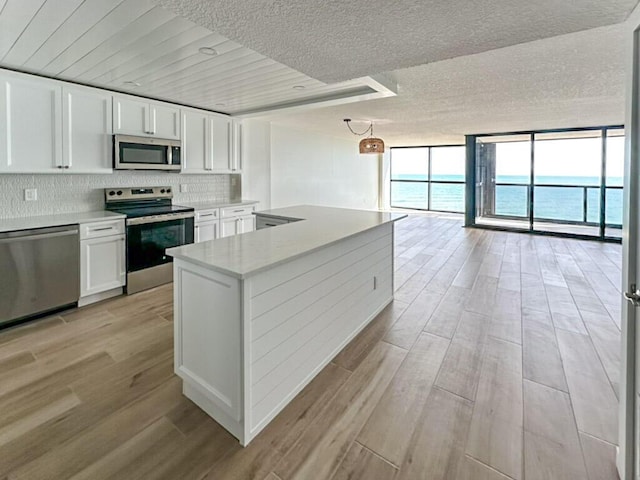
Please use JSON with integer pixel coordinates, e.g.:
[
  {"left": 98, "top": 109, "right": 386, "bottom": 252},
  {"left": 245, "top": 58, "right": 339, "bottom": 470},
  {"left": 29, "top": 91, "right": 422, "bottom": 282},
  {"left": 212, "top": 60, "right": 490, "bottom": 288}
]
[
  {"left": 359, "top": 137, "right": 385, "bottom": 154},
  {"left": 343, "top": 118, "right": 385, "bottom": 154}
]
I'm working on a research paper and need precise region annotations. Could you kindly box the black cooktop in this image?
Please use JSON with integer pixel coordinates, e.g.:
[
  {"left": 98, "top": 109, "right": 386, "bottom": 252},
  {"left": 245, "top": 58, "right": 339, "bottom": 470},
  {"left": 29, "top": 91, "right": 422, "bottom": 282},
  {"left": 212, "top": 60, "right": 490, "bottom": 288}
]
[{"left": 107, "top": 204, "right": 194, "bottom": 219}]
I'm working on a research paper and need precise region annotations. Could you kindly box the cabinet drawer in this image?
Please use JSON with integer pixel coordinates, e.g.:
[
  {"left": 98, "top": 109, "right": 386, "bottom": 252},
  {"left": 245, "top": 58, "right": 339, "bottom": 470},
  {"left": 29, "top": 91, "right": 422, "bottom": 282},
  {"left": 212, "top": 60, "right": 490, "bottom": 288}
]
[
  {"left": 80, "top": 219, "right": 125, "bottom": 240},
  {"left": 220, "top": 205, "right": 256, "bottom": 218},
  {"left": 195, "top": 208, "right": 219, "bottom": 222}
]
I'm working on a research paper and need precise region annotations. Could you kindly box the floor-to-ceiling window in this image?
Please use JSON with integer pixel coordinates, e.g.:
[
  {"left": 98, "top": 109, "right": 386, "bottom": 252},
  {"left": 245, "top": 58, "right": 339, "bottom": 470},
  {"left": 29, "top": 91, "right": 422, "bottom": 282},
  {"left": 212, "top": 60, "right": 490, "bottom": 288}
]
[
  {"left": 470, "top": 126, "right": 623, "bottom": 241},
  {"left": 390, "top": 145, "right": 465, "bottom": 213}
]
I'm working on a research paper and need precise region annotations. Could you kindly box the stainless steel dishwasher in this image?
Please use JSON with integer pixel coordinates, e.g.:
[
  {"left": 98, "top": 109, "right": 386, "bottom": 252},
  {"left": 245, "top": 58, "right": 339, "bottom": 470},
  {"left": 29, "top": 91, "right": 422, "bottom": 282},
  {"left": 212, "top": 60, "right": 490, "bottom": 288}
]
[{"left": 0, "top": 225, "right": 80, "bottom": 326}]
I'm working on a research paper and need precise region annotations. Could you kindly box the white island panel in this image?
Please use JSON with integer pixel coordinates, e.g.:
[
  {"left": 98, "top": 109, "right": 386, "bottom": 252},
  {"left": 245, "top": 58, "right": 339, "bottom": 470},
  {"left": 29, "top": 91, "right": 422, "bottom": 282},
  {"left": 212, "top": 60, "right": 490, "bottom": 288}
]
[
  {"left": 173, "top": 262, "right": 243, "bottom": 438},
  {"left": 247, "top": 223, "right": 393, "bottom": 436},
  {"left": 168, "top": 206, "right": 406, "bottom": 446}
]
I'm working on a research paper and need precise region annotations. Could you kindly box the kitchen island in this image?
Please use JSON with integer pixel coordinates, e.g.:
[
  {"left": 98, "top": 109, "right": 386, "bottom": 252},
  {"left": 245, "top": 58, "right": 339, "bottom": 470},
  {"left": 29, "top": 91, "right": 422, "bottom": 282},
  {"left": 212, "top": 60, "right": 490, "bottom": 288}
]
[{"left": 167, "top": 205, "right": 406, "bottom": 445}]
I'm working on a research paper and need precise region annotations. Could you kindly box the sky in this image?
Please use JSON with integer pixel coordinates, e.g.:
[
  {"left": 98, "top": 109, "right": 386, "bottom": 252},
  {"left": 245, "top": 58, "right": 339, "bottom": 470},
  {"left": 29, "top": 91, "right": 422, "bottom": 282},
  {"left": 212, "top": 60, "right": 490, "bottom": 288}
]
[{"left": 391, "top": 136, "right": 625, "bottom": 182}]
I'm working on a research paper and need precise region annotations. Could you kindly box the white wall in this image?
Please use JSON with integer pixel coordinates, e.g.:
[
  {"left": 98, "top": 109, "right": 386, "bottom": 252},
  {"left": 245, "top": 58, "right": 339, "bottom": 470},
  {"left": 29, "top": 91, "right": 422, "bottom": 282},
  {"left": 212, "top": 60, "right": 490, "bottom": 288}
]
[
  {"left": 270, "top": 124, "right": 380, "bottom": 210},
  {"left": 241, "top": 119, "right": 272, "bottom": 210}
]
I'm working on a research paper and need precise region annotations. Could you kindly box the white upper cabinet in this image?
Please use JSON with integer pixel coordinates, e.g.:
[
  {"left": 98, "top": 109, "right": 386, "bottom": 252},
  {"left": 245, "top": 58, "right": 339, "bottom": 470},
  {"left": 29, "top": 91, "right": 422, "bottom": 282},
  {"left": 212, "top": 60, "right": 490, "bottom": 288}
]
[
  {"left": 0, "top": 72, "right": 62, "bottom": 172},
  {"left": 113, "top": 96, "right": 149, "bottom": 137},
  {"left": 62, "top": 85, "right": 113, "bottom": 173},
  {"left": 210, "top": 114, "right": 232, "bottom": 172},
  {"left": 231, "top": 120, "right": 242, "bottom": 172},
  {"left": 181, "top": 109, "right": 209, "bottom": 173},
  {"left": 113, "top": 96, "right": 180, "bottom": 140},
  {"left": 151, "top": 103, "right": 181, "bottom": 140},
  {"left": 181, "top": 108, "right": 240, "bottom": 174}
]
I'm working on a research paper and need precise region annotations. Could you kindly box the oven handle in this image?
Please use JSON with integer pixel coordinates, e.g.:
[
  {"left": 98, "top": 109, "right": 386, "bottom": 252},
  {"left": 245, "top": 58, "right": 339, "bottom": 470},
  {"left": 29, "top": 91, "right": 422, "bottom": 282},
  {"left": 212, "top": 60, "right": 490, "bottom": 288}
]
[{"left": 126, "top": 212, "right": 195, "bottom": 226}]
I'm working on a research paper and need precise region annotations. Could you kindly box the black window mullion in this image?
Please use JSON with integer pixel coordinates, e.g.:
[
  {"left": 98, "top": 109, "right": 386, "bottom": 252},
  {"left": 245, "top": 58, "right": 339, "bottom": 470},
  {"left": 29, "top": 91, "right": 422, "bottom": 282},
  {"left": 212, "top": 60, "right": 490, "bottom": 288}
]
[
  {"left": 427, "top": 147, "right": 432, "bottom": 211},
  {"left": 599, "top": 128, "right": 607, "bottom": 239},
  {"left": 529, "top": 133, "right": 535, "bottom": 231}
]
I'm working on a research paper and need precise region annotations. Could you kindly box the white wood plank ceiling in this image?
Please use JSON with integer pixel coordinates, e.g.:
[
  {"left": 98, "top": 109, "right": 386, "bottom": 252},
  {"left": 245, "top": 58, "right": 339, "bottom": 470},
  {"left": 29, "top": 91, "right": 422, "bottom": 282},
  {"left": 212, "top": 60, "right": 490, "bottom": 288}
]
[{"left": 0, "top": 0, "right": 377, "bottom": 115}]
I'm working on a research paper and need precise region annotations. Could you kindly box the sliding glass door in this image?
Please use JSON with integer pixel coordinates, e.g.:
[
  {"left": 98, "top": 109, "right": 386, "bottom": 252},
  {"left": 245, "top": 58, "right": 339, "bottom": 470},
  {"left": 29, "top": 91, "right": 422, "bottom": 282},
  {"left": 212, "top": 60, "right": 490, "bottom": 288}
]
[{"left": 471, "top": 126, "right": 624, "bottom": 240}]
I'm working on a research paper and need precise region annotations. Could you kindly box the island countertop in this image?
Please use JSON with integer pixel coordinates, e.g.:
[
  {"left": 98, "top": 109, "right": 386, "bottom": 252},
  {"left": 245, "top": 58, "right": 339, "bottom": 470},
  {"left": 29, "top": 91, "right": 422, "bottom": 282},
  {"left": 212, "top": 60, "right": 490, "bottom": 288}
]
[{"left": 167, "top": 205, "right": 406, "bottom": 279}]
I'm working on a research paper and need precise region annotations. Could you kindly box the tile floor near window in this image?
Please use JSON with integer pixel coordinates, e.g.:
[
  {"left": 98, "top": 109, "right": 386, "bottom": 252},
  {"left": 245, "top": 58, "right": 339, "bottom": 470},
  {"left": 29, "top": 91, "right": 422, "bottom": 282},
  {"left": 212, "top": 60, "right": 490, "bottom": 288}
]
[{"left": 0, "top": 213, "right": 621, "bottom": 479}]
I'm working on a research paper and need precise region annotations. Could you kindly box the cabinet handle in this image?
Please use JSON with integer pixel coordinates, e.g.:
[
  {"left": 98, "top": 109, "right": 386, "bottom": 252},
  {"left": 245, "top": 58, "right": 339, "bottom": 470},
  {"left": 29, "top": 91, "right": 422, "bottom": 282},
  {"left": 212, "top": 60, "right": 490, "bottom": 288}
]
[
  {"left": 92, "top": 227, "right": 114, "bottom": 232},
  {"left": 233, "top": 209, "right": 244, "bottom": 213},
  {"left": 199, "top": 213, "right": 214, "bottom": 217}
]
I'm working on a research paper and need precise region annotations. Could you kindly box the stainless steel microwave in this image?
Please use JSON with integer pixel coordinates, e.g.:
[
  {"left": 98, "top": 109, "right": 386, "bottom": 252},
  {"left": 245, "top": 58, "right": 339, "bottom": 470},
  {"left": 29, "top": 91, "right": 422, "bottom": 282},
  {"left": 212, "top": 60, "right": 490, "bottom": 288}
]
[{"left": 114, "top": 135, "right": 181, "bottom": 171}]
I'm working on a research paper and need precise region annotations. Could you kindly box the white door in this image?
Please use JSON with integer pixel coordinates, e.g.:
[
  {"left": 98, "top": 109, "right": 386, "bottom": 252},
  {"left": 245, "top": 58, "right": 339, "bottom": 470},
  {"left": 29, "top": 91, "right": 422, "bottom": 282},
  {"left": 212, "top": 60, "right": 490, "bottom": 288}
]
[
  {"left": 150, "top": 103, "right": 180, "bottom": 140},
  {"left": 182, "top": 110, "right": 209, "bottom": 173},
  {"left": 210, "top": 115, "right": 232, "bottom": 172},
  {"left": 62, "top": 86, "right": 112, "bottom": 173},
  {"left": 195, "top": 221, "right": 219, "bottom": 242},
  {"left": 0, "top": 72, "right": 62, "bottom": 172},
  {"left": 80, "top": 235, "right": 126, "bottom": 297},
  {"left": 239, "top": 215, "right": 256, "bottom": 234},
  {"left": 113, "top": 96, "right": 150, "bottom": 136},
  {"left": 231, "top": 120, "right": 243, "bottom": 172},
  {"left": 618, "top": 19, "right": 640, "bottom": 480},
  {"left": 220, "top": 217, "right": 239, "bottom": 238}
]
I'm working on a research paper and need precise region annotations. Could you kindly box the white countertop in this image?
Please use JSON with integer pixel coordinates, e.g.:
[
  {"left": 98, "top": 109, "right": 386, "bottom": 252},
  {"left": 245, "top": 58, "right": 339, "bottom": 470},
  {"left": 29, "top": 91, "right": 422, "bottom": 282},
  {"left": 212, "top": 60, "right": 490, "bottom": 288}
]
[
  {"left": 180, "top": 199, "right": 259, "bottom": 211},
  {"left": 0, "top": 210, "right": 125, "bottom": 234},
  {"left": 167, "top": 205, "right": 407, "bottom": 279}
]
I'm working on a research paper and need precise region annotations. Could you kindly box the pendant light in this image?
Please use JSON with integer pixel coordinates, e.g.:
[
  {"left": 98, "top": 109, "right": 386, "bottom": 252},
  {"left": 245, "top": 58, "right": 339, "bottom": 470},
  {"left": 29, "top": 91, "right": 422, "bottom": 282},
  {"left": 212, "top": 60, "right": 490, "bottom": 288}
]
[{"left": 343, "top": 119, "right": 385, "bottom": 154}]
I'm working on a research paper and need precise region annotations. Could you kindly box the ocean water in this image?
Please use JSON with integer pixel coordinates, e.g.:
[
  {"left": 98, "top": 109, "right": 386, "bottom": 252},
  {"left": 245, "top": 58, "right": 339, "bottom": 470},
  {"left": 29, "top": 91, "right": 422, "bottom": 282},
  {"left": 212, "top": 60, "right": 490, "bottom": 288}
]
[{"left": 391, "top": 174, "right": 623, "bottom": 225}]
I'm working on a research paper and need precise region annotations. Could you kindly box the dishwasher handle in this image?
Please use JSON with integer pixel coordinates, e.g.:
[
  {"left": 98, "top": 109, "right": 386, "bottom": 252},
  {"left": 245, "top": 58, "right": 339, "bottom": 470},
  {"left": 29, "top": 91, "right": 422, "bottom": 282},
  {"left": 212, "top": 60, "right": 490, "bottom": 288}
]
[{"left": 0, "top": 226, "right": 79, "bottom": 242}]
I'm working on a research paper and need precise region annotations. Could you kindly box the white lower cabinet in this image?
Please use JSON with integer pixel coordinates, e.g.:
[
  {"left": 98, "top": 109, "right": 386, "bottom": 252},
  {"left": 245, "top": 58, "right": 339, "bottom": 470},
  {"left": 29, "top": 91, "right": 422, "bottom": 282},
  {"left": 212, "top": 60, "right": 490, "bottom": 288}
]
[
  {"left": 80, "top": 220, "right": 126, "bottom": 303},
  {"left": 195, "top": 220, "right": 219, "bottom": 243},
  {"left": 221, "top": 215, "right": 255, "bottom": 238}
]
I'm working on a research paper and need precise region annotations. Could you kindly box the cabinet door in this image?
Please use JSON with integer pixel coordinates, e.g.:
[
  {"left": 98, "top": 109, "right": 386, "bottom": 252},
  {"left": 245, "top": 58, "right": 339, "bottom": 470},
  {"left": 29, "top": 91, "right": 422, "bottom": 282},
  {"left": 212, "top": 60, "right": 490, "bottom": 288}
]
[
  {"left": 151, "top": 103, "right": 180, "bottom": 140},
  {"left": 0, "top": 73, "right": 62, "bottom": 172},
  {"left": 220, "top": 217, "right": 239, "bottom": 238},
  {"left": 240, "top": 215, "right": 256, "bottom": 234},
  {"left": 210, "top": 115, "right": 232, "bottom": 172},
  {"left": 113, "top": 96, "right": 150, "bottom": 136},
  {"left": 63, "top": 86, "right": 112, "bottom": 173},
  {"left": 231, "top": 120, "right": 242, "bottom": 172},
  {"left": 181, "top": 110, "right": 209, "bottom": 173},
  {"left": 80, "top": 235, "right": 126, "bottom": 297},
  {"left": 195, "top": 220, "right": 219, "bottom": 243}
]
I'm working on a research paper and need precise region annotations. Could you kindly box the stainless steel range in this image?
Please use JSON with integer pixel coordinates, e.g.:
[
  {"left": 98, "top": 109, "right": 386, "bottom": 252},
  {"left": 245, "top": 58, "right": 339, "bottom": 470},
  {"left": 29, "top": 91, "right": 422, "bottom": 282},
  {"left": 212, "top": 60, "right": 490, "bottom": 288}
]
[{"left": 105, "top": 187, "right": 194, "bottom": 294}]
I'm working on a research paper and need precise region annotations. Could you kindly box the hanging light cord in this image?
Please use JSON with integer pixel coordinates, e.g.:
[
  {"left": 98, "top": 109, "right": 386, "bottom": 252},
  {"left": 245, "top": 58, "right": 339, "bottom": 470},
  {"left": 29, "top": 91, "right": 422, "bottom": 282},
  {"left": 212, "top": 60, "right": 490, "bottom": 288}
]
[{"left": 343, "top": 119, "right": 373, "bottom": 137}]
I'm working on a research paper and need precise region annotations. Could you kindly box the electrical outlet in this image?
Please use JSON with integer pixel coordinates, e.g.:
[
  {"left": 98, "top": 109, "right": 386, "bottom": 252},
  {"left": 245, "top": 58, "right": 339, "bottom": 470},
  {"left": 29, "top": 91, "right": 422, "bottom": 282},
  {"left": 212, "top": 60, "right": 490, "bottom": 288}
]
[
  {"left": 24, "top": 188, "right": 37, "bottom": 201},
  {"left": 231, "top": 177, "right": 237, "bottom": 186},
  {"left": 180, "top": 184, "right": 188, "bottom": 193}
]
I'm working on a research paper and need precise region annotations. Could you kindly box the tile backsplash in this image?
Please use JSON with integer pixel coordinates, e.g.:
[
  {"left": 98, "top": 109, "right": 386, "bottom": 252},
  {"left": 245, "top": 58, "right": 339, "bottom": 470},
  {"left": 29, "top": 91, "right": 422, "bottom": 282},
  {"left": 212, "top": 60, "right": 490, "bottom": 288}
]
[{"left": 0, "top": 173, "right": 241, "bottom": 219}]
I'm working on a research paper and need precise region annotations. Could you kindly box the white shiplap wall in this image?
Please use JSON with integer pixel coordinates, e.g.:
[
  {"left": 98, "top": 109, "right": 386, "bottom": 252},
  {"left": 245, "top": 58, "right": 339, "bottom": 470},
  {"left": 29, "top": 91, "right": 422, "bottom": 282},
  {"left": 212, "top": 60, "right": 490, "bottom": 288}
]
[
  {"left": 0, "top": 173, "right": 239, "bottom": 219},
  {"left": 0, "top": 0, "right": 375, "bottom": 115}
]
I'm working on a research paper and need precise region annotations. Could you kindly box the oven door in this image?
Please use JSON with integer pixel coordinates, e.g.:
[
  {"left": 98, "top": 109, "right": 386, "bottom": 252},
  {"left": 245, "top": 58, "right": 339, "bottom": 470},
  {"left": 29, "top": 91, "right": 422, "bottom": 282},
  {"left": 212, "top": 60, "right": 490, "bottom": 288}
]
[
  {"left": 126, "top": 214, "right": 194, "bottom": 273},
  {"left": 114, "top": 135, "right": 181, "bottom": 171}
]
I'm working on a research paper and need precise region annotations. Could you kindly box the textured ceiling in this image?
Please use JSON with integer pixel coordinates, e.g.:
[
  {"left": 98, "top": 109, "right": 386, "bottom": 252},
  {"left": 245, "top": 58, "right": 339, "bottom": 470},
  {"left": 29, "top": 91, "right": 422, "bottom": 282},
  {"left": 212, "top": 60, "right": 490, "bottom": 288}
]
[
  {"left": 159, "top": 0, "right": 638, "bottom": 83},
  {"left": 260, "top": 24, "right": 627, "bottom": 146}
]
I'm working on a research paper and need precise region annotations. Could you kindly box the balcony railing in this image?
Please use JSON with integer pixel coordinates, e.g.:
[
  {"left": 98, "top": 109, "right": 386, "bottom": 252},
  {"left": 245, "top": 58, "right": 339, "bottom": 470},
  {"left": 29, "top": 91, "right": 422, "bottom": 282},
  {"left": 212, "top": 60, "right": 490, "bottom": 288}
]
[
  {"left": 481, "top": 182, "right": 623, "bottom": 227},
  {"left": 390, "top": 179, "right": 465, "bottom": 213}
]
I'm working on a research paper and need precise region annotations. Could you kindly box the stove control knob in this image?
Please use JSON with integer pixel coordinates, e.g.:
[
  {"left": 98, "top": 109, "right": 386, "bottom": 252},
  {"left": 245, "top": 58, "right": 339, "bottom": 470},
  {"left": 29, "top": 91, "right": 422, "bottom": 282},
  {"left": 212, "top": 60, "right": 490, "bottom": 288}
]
[
  {"left": 108, "top": 191, "right": 115, "bottom": 196},
  {"left": 166, "top": 188, "right": 171, "bottom": 193},
  {"left": 160, "top": 189, "right": 166, "bottom": 194},
  {"left": 116, "top": 190, "right": 123, "bottom": 196}
]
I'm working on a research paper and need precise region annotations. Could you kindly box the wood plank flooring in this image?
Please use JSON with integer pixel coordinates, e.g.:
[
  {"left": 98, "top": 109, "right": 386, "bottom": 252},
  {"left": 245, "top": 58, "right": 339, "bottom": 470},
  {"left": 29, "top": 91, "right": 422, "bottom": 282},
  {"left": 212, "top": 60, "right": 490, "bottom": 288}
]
[{"left": 0, "top": 213, "right": 622, "bottom": 479}]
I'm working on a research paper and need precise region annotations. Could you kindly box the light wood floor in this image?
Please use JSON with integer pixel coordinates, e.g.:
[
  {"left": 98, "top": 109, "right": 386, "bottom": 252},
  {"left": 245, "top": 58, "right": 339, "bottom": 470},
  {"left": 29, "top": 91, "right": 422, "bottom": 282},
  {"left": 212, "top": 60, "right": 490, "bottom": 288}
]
[{"left": 0, "top": 213, "right": 622, "bottom": 479}]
